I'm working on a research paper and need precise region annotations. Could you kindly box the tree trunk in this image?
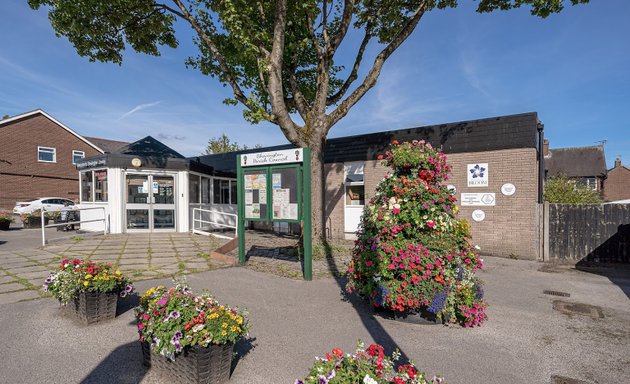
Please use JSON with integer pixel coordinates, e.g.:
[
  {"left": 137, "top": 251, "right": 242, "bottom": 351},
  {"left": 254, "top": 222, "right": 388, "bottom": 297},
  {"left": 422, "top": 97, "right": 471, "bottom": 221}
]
[{"left": 307, "top": 134, "right": 326, "bottom": 244}]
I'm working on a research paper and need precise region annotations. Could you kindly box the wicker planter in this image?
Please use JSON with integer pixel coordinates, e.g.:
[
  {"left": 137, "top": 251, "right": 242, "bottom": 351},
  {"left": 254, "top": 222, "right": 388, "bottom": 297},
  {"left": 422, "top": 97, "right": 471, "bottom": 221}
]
[
  {"left": 141, "top": 341, "right": 234, "bottom": 384},
  {"left": 65, "top": 291, "right": 118, "bottom": 324},
  {"left": 0, "top": 220, "right": 10, "bottom": 231}
]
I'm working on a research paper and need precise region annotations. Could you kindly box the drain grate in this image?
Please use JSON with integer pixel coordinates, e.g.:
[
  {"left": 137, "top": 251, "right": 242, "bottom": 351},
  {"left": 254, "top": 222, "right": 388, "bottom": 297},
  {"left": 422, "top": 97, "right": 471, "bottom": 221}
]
[
  {"left": 552, "top": 300, "right": 604, "bottom": 319},
  {"left": 551, "top": 375, "right": 590, "bottom": 384},
  {"left": 543, "top": 289, "right": 570, "bottom": 297}
]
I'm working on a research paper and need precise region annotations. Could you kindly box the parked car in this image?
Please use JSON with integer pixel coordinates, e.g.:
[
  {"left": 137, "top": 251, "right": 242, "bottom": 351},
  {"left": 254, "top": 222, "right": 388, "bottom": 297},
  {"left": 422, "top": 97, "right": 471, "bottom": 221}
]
[{"left": 13, "top": 197, "right": 76, "bottom": 215}]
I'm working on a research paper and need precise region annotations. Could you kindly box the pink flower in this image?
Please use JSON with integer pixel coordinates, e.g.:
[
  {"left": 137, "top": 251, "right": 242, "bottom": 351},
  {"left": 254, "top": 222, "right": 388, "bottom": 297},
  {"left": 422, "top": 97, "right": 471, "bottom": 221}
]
[
  {"left": 365, "top": 261, "right": 373, "bottom": 267},
  {"left": 426, "top": 220, "right": 436, "bottom": 228},
  {"left": 392, "top": 208, "right": 400, "bottom": 214}
]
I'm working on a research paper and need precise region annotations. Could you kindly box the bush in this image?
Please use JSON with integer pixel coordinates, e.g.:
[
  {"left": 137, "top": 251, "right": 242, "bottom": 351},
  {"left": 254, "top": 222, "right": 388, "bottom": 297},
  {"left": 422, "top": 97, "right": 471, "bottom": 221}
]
[
  {"left": 544, "top": 176, "right": 602, "bottom": 204},
  {"left": 346, "top": 140, "right": 487, "bottom": 327}
]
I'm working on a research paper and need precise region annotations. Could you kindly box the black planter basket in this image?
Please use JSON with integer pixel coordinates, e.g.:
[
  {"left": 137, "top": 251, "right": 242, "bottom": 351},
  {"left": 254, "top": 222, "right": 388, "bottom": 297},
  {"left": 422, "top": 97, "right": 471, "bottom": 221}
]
[
  {"left": 65, "top": 291, "right": 118, "bottom": 325},
  {"left": 141, "top": 341, "right": 234, "bottom": 384},
  {"left": 374, "top": 305, "right": 449, "bottom": 325}
]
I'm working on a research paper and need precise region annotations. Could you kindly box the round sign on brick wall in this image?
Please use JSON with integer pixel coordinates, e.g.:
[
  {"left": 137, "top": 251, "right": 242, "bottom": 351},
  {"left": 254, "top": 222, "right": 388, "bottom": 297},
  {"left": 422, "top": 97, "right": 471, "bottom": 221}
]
[
  {"left": 501, "top": 183, "right": 516, "bottom": 196},
  {"left": 472, "top": 209, "right": 485, "bottom": 222}
]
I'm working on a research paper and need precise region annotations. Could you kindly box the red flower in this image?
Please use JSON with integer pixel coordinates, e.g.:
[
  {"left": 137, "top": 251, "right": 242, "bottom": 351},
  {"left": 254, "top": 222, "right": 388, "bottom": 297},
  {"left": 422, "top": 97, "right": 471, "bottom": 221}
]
[
  {"left": 332, "top": 347, "right": 343, "bottom": 358},
  {"left": 377, "top": 154, "right": 384, "bottom": 160},
  {"left": 365, "top": 261, "right": 373, "bottom": 267},
  {"left": 392, "top": 140, "right": 399, "bottom": 145}
]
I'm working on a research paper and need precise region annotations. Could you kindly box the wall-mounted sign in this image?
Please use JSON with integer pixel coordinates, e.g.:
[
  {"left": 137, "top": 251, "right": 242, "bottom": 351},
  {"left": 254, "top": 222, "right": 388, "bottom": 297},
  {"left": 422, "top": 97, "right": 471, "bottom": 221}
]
[
  {"left": 241, "top": 148, "right": 303, "bottom": 167},
  {"left": 467, "top": 163, "right": 489, "bottom": 187},
  {"left": 76, "top": 157, "right": 106, "bottom": 170},
  {"left": 461, "top": 192, "right": 496, "bottom": 206},
  {"left": 447, "top": 184, "right": 457, "bottom": 194},
  {"left": 472, "top": 209, "right": 486, "bottom": 222},
  {"left": 501, "top": 183, "right": 516, "bottom": 196},
  {"left": 131, "top": 158, "right": 142, "bottom": 167}
]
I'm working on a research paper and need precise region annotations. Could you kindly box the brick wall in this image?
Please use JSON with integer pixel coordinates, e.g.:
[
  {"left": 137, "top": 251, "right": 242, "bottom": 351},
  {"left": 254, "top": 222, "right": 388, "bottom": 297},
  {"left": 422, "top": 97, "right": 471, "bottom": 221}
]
[
  {"left": 603, "top": 165, "right": 630, "bottom": 202},
  {"left": 0, "top": 113, "right": 102, "bottom": 209},
  {"left": 324, "top": 147, "right": 540, "bottom": 260}
]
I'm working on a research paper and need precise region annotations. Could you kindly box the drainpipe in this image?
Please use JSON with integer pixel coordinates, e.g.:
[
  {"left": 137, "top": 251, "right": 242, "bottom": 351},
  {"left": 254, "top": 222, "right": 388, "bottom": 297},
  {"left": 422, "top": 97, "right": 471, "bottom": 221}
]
[{"left": 537, "top": 123, "right": 545, "bottom": 203}]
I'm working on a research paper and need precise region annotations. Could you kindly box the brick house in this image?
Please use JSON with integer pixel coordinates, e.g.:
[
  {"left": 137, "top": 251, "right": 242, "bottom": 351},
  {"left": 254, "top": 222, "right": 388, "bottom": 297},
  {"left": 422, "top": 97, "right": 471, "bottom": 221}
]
[
  {"left": 603, "top": 158, "right": 630, "bottom": 202},
  {"left": 544, "top": 141, "right": 607, "bottom": 192},
  {"left": 0, "top": 110, "right": 126, "bottom": 210},
  {"left": 198, "top": 112, "right": 545, "bottom": 259}
]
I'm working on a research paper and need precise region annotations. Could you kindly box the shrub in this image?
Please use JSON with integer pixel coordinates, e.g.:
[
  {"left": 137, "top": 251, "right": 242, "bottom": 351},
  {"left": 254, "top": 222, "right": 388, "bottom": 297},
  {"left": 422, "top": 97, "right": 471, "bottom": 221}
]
[
  {"left": 0, "top": 211, "right": 15, "bottom": 222},
  {"left": 544, "top": 176, "right": 602, "bottom": 204},
  {"left": 295, "top": 340, "right": 446, "bottom": 384},
  {"left": 346, "top": 140, "right": 487, "bottom": 327}
]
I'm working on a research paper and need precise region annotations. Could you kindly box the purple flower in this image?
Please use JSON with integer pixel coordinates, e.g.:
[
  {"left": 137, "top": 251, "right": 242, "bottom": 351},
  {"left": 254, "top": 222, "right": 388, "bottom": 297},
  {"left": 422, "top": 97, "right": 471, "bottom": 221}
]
[
  {"left": 125, "top": 284, "right": 134, "bottom": 293},
  {"left": 170, "top": 310, "right": 180, "bottom": 319},
  {"left": 119, "top": 291, "right": 128, "bottom": 298},
  {"left": 156, "top": 298, "right": 168, "bottom": 306},
  {"left": 294, "top": 381, "right": 305, "bottom": 384},
  {"left": 175, "top": 342, "right": 183, "bottom": 353},
  {"left": 174, "top": 331, "right": 183, "bottom": 340},
  {"left": 318, "top": 375, "right": 329, "bottom": 384}
]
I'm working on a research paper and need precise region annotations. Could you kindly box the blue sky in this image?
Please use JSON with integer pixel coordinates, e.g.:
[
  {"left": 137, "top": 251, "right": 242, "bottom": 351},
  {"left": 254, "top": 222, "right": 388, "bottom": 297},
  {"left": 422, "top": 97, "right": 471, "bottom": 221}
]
[{"left": 1, "top": 1, "right": 628, "bottom": 167}]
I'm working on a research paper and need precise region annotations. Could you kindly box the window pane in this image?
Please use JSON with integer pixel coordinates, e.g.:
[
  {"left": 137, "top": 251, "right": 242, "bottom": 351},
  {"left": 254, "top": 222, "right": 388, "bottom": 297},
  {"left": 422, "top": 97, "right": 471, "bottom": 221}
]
[
  {"left": 189, "top": 175, "right": 200, "bottom": 204},
  {"left": 72, "top": 151, "right": 84, "bottom": 164},
  {"left": 230, "top": 181, "right": 237, "bottom": 204},
  {"left": 94, "top": 170, "right": 108, "bottom": 202},
  {"left": 201, "top": 178, "right": 211, "bottom": 204},
  {"left": 221, "top": 180, "right": 230, "bottom": 204},
  {"left": 213, "top": 179, "right": 221, "bottom": 204},
  {"left": 346, "top": 185, "right": 365, "bottom": 206},
  {"left": 345, "top": 162, "right": 364, "bottom": 183},
  {"left": 81, "top": 171, "right": 93, "bottom": 202},
  {"left": 38, "top": 147, "right": 55, "bottom": 162}
]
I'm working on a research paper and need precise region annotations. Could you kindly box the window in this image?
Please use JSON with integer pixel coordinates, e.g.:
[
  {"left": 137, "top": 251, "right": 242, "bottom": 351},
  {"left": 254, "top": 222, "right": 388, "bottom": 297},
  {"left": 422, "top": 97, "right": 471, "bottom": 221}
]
[
  {"left": 38, "top": 146, "right": 56, "bottom": 162},
  {"left": 72, "top": 150, "right": 85, "bottom": 164},
  {"left": 80, "top": 170, "right": 108, "bottom": 202},
  {"left": 201, "top": 177, "right": 211, "bottom": 204},
  {"left": 189, "top": 174, "right": 200, "bottom": 204},
  {"left": 231, "top": 181, "right": 238, "bottom": 204},
  {"left": 213, "top": 179, "right": 231, "bottom": 204},
  {"left": 344, "top": 162, "right": 365, "bottom": 206}
]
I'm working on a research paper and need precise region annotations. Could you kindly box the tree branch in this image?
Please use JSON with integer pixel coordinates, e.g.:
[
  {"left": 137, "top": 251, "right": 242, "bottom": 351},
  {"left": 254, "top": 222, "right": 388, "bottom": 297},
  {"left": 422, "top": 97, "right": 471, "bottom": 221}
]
[
  {"left": 327, "top": 2, "right": 428, "bottom": 129},
  {"left": 327, "top": 25, "right": 371, "bottom": 105},
  {"left": 268, "top": 0, "right": 301, "bottom": 143},
  {"left": 327, "top": 0, "right": 355, "bottom": 57},
  {"left": 287, "top": 56, "right": 310, "bottom": 121}
]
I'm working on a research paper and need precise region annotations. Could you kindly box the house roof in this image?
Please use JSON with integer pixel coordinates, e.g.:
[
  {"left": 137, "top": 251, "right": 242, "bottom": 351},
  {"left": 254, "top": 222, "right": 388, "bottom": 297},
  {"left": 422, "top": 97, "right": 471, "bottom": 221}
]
[
  {"left": 84, "top": 136, "right": 129, "bottom": 153},
  {"left": 0, "top": 109, "right": 105, "bottom": 153},
  {"left": 195, "top": 112, "right": 541, "bottom": 177},
  {"left": 545, "top": 145, "right": 607, "bottom": 178},
  {"left": 113, "top": 136, "right": 185, "bottom": 159}
]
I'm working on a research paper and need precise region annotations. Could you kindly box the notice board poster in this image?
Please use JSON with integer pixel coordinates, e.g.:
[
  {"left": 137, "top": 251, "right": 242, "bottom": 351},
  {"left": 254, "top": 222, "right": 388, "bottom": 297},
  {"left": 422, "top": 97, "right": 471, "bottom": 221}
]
[
  {"left": 271, "top": 168, "right": 299, "bottom": 220},
  {"left": 244, "top": 171, "right": 268, "bottom": 219}
]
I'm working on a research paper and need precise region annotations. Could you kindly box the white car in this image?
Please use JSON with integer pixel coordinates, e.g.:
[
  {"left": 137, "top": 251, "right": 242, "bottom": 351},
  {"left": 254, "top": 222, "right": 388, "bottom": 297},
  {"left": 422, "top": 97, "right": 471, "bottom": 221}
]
[{"left": 13, "top": 197, "right": 76, "bottom": 215}]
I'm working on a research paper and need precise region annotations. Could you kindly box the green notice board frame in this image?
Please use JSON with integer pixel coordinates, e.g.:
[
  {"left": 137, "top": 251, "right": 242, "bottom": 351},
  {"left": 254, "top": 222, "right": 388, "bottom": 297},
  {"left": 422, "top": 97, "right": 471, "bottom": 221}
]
[{"left": 236, "top": 148, "right": 312, "bottom": 280}]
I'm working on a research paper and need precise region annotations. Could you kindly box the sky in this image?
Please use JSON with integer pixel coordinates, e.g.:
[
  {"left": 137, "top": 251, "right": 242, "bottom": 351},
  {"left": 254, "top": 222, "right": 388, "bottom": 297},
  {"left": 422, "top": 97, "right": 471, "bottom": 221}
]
[{"left": 1, "top": 1, "right": 629, "bottom": 167}]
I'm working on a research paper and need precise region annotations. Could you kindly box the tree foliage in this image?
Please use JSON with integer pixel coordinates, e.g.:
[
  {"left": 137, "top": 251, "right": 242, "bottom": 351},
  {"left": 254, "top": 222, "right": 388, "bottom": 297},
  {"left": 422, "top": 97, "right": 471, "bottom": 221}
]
[
  {"left": 544, "top": 175, "right": 603, "bottom": 204},
  {"left": 204, "top": 133, "right": 260, "bottom": 155},
  {"left": 29, "top": 0, "right": 589, "bottom": 241}
]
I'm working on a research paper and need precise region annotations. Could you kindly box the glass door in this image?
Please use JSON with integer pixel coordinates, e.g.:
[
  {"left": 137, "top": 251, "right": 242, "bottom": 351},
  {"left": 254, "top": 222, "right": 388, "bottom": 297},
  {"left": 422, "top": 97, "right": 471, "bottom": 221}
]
[{"left": 125, "top": 174, "right": 176, "bottom": 232}]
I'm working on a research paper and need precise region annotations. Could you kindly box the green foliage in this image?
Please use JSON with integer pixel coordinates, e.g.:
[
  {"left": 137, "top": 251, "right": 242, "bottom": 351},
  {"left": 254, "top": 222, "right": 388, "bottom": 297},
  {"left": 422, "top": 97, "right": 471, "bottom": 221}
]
[
  {"left": 0, "top": 211, "right": 15, "bottom": 222},
  {"left": 544, "top": 176, "right": 602, "bottom": 204},
  {"left": 205, "top": 133, "right": 260, "bottom": 155}
]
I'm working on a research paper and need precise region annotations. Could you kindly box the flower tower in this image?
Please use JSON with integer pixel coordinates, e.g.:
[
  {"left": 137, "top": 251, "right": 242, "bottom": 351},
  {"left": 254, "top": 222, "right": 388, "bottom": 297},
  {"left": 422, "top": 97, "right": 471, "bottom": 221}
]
[{"left": 346, "top": 140, "right": 487, "bottom": 327}]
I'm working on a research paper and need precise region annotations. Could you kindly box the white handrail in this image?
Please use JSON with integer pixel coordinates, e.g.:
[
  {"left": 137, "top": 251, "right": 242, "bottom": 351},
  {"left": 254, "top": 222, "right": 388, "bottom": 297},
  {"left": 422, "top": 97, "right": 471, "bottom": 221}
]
[
  {"left": 192, "top": 208, "right": 237, "bottom": 239},
  {"left": 41, "top": 207, "right": 107, "bottom": 247}
]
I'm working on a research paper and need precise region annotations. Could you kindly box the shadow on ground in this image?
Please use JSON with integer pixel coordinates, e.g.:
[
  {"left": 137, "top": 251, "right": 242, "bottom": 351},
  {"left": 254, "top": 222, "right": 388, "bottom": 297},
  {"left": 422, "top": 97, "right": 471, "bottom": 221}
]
[{"left": 575, "top": 261, "right": 630, "bottom": 301}]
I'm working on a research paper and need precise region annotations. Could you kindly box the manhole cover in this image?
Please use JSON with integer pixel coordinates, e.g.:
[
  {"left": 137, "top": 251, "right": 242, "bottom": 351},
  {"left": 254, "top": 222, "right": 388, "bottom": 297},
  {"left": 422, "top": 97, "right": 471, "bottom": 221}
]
[
  {"left": 552, "top": 300, "right": 604, "bottom": 319},
  {"left": 551, "top": 375, "right": 590, "bottom": 384},
  {"left": 543, "top": 289, "right": 570, "bottom": 297}
]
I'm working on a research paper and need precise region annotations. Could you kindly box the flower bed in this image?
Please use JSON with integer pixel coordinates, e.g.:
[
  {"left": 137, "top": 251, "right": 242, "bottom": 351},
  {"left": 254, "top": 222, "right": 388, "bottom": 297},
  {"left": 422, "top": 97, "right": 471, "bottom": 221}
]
[
  {"left": 136, "top": 282, "right": 249, "bottom": 383},
  {"left": 295, "top": 341, "right": 445, "bottom": 384},
  {"left": 43, "top": 259, "right": 133, "bottom": 323},
  {"left": 346, "top": 140, "right": 487, "bottom": 327}
]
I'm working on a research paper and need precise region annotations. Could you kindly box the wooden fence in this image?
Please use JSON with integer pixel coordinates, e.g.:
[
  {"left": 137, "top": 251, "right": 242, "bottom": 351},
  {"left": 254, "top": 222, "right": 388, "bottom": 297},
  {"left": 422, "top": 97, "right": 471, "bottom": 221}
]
[{"left": 543, "top": 203, "right": 630, "bottom": 263}]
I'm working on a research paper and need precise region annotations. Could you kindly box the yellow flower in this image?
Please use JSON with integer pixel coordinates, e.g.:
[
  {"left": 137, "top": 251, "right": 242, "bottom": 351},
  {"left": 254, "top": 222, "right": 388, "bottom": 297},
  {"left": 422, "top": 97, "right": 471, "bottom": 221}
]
[
  {"left": 236, "top": 317, "right": 243, "bottom": 325},
  {"left": 453, "top": 205, "right": 459, "bottom": 213},
  {"left": 221, "top": 330, "right": 227, "bottom": 336},
  {"left": 208, "top": 313, "right": 219, "bottom": 320},
  {"left": 85, "top": 274, "right": 92, "bottom": 279},
  {"left": 83, "top": 281, "right": 89, "bottom": 287},
  {"left": 115, "top": 270, "right": 121, "bottom": 276},
  {"left": 222, "top": 322, "right": 228, "bottom": 328}
]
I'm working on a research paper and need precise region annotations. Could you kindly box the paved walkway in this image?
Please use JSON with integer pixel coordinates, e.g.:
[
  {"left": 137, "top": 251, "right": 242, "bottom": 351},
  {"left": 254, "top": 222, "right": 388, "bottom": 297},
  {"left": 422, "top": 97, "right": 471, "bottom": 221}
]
[{"left": 0, "top": 233, "right": 229, "bottom": 304}]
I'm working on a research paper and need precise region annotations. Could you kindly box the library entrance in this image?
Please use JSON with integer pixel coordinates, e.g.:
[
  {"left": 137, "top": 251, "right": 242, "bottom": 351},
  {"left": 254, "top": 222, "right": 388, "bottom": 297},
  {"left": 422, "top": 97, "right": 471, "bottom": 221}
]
[{"left": 125, "top": 173, "right": 176, "bottom": 232}]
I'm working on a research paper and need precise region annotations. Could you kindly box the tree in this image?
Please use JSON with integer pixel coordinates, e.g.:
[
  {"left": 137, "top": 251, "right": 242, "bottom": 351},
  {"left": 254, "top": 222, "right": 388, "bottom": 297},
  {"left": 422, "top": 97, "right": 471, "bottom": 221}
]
[
  {"left": 29, "top": 0, "right": 589, "bottom": 243},
  {"left": 544, "top": 176, "right": 602, "bottom": 204},
  {"left": 204, "top": 133, "right": 260, "bottom": 155}
]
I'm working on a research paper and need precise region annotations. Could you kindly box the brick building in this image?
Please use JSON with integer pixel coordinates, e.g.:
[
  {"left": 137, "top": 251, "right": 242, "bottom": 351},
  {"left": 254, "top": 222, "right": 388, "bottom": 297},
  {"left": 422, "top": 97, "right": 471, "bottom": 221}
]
[
  {"left": 603, "top": 158, "right": 630, "bottom": 202},
  {"left": 544, "top": 141, "right": 607, "bottom": 192},
  {"left": 198, "top": 112, "right": 545, "bottom": 260},
  {"left": 0, "top": 110, "right": 126, "bottom": 210}
]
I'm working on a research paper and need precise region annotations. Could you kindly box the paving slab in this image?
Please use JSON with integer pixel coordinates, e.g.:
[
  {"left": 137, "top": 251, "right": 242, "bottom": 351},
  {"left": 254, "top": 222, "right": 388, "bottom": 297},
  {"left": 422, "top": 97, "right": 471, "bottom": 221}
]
[
  {"left": 10, "top": 265, "right": 49, "bottom": 274},
  {"left": 0, "top": 283, "right": 28, "bottom": 293},
  {"left": 15, "top": 271, "right": 49, "bottom": 280},
  {"left": 0, "top": 276, "right": 15, "bottom": 284},
  {"left": 0, "top": 289, "right": 40, "bottom": 304}
]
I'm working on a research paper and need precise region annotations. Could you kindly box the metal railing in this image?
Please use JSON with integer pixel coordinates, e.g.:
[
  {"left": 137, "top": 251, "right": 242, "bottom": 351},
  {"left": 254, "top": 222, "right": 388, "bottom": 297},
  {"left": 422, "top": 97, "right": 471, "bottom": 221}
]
[
  {"left": 41, "top": 207, "right": 107, "bottom": 247},
  {"left": 192, "top": 208, "right": 237, "bottom": 239}
]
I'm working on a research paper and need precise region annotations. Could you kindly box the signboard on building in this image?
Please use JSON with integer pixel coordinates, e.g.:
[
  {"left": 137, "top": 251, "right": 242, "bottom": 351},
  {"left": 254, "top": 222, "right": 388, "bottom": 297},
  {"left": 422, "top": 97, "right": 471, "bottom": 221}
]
[
  {"left": 241, "top": 148, "right": 303, "bottom": 167},
  {"left": 467, "top": 163, "right": 488, "bottom": 187},
  {"left": 461, "top": 192, "right": 496, "bottom": 206},
  {"left": 501, "top": 183, "right": 516, "bottom": 196}
]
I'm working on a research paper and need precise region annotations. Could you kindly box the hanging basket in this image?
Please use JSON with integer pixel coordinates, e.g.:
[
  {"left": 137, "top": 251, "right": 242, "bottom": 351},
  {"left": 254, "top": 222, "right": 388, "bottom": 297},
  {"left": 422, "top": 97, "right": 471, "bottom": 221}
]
[
  {"left": 65, "top": 291, "right": 118, "bottom": 324},
  {"left": 142, "top": 341, "right": 234, "bottom": 384}
]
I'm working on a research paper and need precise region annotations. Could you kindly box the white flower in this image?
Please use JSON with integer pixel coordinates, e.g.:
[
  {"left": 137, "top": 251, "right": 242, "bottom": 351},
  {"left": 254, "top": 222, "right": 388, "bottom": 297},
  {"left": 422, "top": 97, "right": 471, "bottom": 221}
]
[
  {"left": 475, "top": 245, "right": 481, "bottom": 250},
  {"left": 363, "top": 374, "right": 377, "bottom": 384}
]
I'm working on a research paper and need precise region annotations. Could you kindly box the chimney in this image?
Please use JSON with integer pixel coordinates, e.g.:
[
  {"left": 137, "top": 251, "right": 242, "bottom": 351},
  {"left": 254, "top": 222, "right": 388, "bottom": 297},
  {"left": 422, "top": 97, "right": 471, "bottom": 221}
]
[
  {"left": 615, "top": 157, "right": 622, "bottom": 168},
  {"left": 543, "top": 139, "right": 549, "bottom": 157}
]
